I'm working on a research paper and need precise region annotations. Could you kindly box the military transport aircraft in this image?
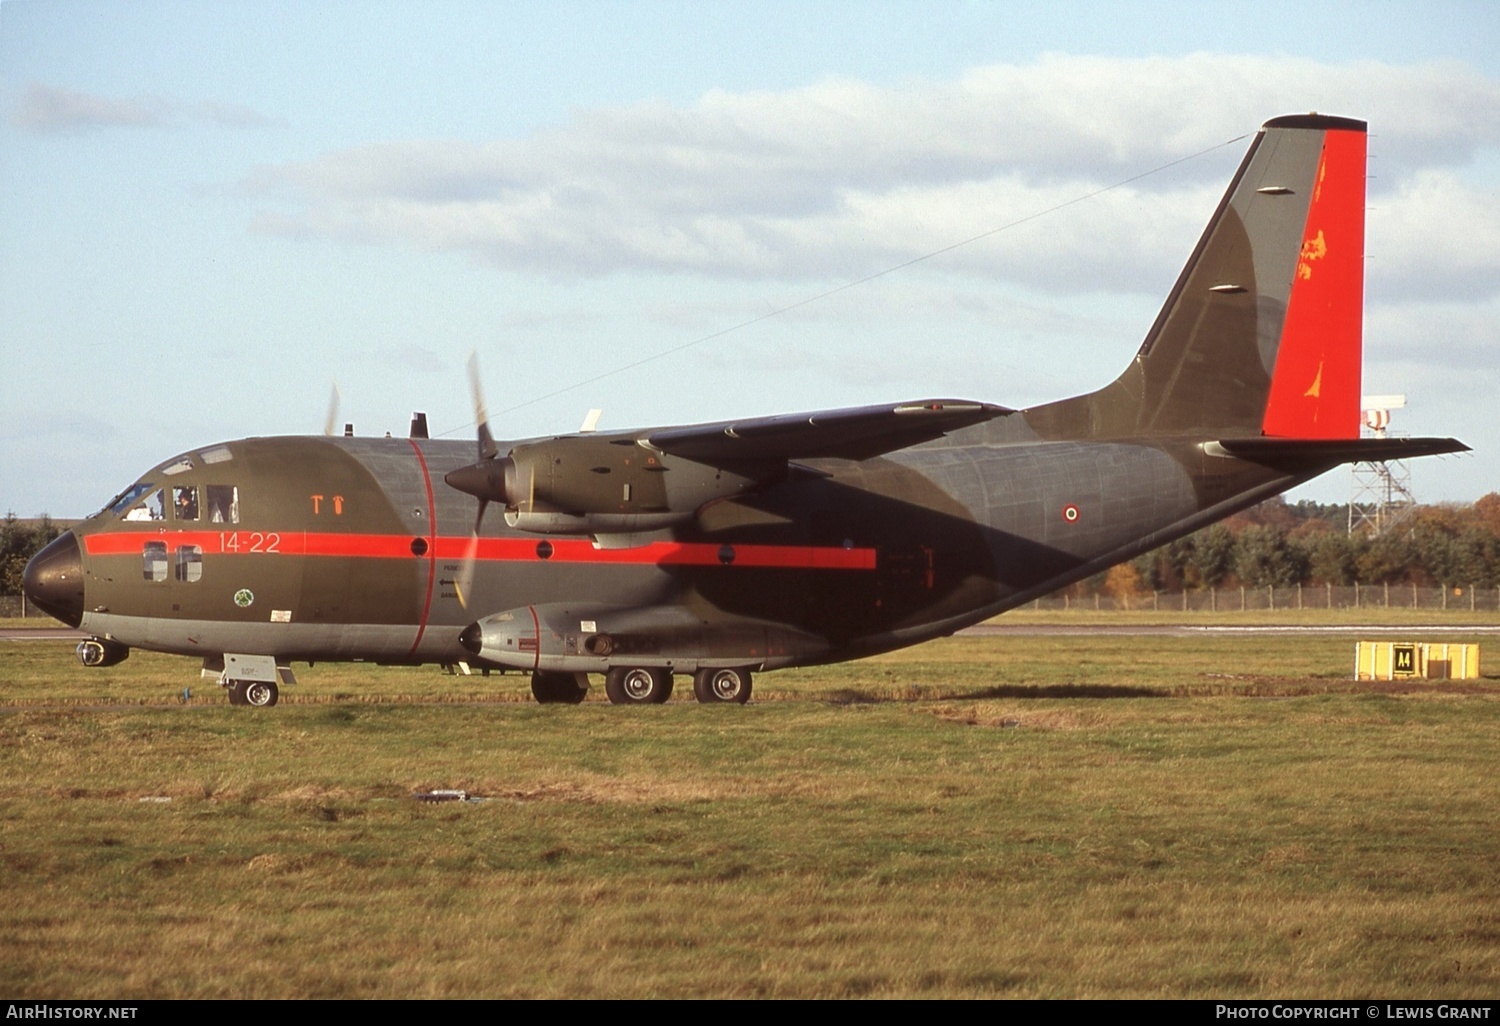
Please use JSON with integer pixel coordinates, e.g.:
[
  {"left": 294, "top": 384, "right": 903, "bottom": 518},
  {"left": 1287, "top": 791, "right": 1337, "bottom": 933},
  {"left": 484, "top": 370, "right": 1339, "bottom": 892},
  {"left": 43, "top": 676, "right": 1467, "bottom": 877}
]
[{"left": 24, "top": 114, "right": 1466, "bottom": 707}]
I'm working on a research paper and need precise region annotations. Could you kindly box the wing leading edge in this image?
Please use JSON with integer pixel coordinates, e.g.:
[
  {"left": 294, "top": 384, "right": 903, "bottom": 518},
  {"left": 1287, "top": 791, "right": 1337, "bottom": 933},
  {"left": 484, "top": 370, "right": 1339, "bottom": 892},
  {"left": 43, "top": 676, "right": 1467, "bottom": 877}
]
[{"left": 644, "top": 400, "right": 1011, "bottom": 464}]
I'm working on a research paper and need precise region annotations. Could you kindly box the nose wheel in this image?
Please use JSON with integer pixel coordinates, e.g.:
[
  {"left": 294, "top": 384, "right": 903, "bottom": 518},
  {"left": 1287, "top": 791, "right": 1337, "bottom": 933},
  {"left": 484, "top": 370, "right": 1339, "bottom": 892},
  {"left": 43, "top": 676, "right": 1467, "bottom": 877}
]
[{"left": 226, "top": 679, "right": 279, "bottom": 707}]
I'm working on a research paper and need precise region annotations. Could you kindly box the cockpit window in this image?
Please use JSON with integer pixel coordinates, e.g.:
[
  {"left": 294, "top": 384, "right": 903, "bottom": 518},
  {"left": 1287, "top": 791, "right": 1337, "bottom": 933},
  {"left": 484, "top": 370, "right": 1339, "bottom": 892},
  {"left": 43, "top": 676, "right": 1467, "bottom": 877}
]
[
  {"left": 206, "top": 485, "right": 239, "bottom": 524},
  {"left": 123, "top": 489, "right": 165, "bottom": 522},
  {"left": 104, "top": 482, "right": 155, "bottom": 518},
  {"left": 173, "top": 486, "right": 200, "bottom": 522}
]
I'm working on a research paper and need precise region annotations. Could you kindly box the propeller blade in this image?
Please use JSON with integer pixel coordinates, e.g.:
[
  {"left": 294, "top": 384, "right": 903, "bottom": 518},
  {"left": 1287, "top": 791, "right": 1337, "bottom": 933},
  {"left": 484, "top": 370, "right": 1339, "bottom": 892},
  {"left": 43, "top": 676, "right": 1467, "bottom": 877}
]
[
  {"left": 454, "top": 521, "right": 482, "bottom": 611},
  {"left": 468, "top": 352, "right": 498, "bottom": 461},
  {"left": 322, "top": 382, "right": 341, "bottom": 437},
  {"left": 450, "top": 354, "right": 504, "bottom": 611}
]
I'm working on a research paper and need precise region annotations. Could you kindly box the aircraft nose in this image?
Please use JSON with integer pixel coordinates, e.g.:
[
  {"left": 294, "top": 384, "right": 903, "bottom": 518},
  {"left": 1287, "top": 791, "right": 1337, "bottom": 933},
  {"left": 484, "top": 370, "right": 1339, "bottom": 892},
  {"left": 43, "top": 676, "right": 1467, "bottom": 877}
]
[{"left": 23, "top": 531, "right": 85, "bottom": 628}]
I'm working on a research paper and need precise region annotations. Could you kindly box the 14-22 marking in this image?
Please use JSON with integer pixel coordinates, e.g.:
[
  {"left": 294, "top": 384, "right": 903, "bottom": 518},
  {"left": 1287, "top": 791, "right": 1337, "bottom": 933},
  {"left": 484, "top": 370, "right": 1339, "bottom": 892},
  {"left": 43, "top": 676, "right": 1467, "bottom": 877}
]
[{"left": 220, "top": 532, "right": 281, "bottom": 554}]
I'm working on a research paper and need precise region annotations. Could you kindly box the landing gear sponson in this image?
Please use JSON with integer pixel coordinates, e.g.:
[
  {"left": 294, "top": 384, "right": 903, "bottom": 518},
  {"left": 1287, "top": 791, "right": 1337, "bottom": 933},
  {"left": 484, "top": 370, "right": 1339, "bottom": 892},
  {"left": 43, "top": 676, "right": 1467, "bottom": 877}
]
[{"left": 460, "top": 604, "right": 784, "bottom": 706}]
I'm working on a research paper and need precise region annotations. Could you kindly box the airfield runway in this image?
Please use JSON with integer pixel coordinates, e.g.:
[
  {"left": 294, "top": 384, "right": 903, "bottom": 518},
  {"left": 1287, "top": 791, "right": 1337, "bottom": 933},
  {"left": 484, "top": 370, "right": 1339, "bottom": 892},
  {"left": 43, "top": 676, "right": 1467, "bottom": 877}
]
[
  {"left": 959, "top": 622, "right": 1500, "bottom": 637},
  {"left": 1, "top": 627, "right": 89, "bottom": 641}
]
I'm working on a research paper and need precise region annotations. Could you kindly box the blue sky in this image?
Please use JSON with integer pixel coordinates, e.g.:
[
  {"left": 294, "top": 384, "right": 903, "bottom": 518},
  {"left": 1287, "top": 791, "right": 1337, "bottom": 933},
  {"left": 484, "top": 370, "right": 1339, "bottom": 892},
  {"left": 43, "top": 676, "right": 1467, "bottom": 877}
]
[{"left": 3, "top": 0, "right": 1497, "bottom": 517}]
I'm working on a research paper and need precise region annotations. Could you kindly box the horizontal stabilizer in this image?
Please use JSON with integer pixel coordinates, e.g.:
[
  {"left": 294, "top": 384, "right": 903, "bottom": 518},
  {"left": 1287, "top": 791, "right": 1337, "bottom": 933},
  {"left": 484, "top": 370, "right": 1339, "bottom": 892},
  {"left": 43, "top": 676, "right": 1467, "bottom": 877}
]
[
  {"left": 1212, "top": 436, "right": 1469, "bottom": 471},
  {"left": 646, "top": 400, "right": 1010, "bottom": 463}
]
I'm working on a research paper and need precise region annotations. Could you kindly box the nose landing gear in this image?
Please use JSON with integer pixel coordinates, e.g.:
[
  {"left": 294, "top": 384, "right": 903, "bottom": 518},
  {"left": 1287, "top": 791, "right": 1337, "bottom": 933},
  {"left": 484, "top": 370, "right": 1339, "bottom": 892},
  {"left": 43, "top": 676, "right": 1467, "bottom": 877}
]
[
  {"left": 227, "top": 679, "right": 280, "bottom": 707},
  {"left": 215, "top": 654, "right": 290, "bottom": 708}
]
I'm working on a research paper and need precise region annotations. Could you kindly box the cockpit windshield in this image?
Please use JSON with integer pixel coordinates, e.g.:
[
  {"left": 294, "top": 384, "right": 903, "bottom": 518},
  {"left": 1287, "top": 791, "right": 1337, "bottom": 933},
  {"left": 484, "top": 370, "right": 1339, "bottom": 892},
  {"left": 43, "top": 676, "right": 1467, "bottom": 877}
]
[
  {"left": 99, "top": 479, "right": 238, "bottom": 523},
  {"left": 102, "top": 482, "right": 156, "bottom": 518},
  {"left": 123, "top": 489, "right": 165, "bottom": 522}
]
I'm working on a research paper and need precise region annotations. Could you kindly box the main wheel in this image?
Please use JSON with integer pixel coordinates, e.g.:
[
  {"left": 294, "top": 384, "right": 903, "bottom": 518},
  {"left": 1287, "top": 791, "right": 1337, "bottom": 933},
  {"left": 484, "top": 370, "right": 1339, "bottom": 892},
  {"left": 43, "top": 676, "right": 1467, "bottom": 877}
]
[
  {"left": 531, "top": 671, "right": 588, "bottom": 704},
  {"left": 226, "top": 679, "right": 248, "bottom": 706},
  {"left": 242, "top": 680, "right": 279, "bottom": 707},
  {"left": 604, "top": 666, "right": 671, "bottom": 705},
  {"left": 693, "top": 667, "right": 752, "bottom": 704}
]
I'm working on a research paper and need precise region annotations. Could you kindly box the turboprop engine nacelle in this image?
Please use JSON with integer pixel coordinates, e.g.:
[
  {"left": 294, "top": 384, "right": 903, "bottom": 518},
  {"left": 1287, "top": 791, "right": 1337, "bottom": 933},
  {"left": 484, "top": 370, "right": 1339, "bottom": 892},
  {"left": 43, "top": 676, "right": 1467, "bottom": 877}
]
[
  {"left": 444, "top": 436, "right": 777, "bottom": 537},
  {"left": 457, "top": 602, "right": 826, "bottom": 673},
  {"left": 503, "top": 509, "right": 693, "bottom": 535}
]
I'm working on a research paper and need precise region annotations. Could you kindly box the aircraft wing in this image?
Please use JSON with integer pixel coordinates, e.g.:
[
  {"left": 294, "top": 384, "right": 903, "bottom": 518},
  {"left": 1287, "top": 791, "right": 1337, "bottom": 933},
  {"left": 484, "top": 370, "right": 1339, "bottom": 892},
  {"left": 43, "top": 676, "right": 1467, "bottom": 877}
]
[{"left": 644, "top": 399, "right": 1011, "bottom": 463}]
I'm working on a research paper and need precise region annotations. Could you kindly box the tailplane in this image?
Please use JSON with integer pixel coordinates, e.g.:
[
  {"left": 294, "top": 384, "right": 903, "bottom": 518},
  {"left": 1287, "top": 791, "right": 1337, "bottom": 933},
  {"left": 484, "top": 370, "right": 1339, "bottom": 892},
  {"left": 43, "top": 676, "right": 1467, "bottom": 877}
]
[{"left": 1030, "top": 114, "right": 1370, "bottom": 441}]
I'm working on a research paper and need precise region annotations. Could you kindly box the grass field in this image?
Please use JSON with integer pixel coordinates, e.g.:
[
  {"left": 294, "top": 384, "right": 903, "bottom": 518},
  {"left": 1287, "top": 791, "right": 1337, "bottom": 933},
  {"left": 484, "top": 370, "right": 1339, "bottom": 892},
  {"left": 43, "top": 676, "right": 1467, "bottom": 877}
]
[{"left": 2, "top": 623, "right": 1498, "bottom": 998}]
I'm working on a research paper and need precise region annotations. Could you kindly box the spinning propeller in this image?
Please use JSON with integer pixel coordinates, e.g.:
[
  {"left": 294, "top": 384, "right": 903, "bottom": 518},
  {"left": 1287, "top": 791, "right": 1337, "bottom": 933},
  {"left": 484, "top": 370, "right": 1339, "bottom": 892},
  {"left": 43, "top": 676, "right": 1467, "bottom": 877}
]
[
  {"left": 322, "top": 382, "right": 341, "bottom": 437},
  {"left": 444, "top": 354, "right": 517, "bottom": 608}
]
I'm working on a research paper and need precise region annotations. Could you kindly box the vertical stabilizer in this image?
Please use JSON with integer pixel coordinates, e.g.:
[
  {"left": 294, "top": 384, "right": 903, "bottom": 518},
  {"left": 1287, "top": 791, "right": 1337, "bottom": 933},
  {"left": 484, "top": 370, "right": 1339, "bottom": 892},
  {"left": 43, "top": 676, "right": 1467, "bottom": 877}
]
[
  {"left": 1258, "top": 119, "right": 1365, "bottom": 438},
  {"left": 1028, "top": 114, "right": 1367, "bottom": 441}
]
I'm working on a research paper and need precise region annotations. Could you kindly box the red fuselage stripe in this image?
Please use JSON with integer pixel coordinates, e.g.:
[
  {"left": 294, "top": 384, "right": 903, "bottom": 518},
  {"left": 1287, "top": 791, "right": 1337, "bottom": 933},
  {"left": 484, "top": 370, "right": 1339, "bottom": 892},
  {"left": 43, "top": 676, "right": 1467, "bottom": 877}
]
[{"left": 81, "top": 531, "right": 878, "bottom": 570}]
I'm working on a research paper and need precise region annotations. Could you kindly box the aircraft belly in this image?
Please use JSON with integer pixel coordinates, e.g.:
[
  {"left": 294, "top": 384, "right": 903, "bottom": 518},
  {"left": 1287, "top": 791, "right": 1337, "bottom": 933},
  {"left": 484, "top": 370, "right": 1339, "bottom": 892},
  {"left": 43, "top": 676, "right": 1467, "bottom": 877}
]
[{"left": 82, "top": 613, "right": 424, "bottom": 662}]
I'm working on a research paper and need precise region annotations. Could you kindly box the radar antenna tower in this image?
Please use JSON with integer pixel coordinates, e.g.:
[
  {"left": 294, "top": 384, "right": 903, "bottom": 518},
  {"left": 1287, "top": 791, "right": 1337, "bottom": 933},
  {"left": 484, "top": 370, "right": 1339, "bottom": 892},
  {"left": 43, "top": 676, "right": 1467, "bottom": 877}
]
[{"left": 1349, "top": 394, "right": 1415, "bottom": 536}]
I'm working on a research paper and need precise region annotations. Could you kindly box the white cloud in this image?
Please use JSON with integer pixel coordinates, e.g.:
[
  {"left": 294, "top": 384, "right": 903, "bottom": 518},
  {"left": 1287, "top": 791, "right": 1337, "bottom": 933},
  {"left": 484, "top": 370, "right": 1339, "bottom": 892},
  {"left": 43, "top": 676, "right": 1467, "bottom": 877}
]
[
  {"left": 248, "top": 54, "right": 1500, "bottom": 296},
  {"left": 11, "top": 83, "right": 274, "bottom": 134},
  {"left": 1366, "top": 296, "right": 1500, "bottom": 369},
  {"left": 12, "top": 84, "right": 165, "bottom": 132},
  {"left": 1368, "top": 169, "right": 1500, "bottom": 301}
]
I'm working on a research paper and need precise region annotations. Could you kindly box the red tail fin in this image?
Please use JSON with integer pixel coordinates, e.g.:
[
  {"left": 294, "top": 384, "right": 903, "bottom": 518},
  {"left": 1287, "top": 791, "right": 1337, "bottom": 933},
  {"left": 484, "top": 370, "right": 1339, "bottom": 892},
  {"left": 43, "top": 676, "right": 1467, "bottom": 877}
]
[
  {"left": 1260, "top": 124, "right": 1365, "bottom": 439},
  {"left": 1024, "top": 114, "right": 1369, "bottom": 443}
]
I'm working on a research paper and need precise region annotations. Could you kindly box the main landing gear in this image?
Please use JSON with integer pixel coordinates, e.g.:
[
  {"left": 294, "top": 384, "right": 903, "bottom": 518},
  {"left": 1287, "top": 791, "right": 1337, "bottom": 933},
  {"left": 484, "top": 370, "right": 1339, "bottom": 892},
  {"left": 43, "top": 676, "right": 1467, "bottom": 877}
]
[
  {"left": 604, "top": 666, "right": 674, "bottom": 705},
  {"left": 588, "top": 666, "right": 751, "bottom": 706},
  {"left": 530, "top": 671, "right": 589, "bottom": 704},
  {"left": 692, "top": 667, "right": 752, "bottom": 704}
]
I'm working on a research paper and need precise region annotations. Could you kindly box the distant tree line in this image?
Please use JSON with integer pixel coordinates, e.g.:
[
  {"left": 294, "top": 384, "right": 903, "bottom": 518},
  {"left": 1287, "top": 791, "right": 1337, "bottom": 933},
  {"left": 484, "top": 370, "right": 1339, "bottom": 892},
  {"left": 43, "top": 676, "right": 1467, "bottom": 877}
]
[
  {"left": 1102, "top": 494, "right": 1500, "bottom": 599},
  {"left": 1, "top": 514, "right": 62, "bottom": 597}
]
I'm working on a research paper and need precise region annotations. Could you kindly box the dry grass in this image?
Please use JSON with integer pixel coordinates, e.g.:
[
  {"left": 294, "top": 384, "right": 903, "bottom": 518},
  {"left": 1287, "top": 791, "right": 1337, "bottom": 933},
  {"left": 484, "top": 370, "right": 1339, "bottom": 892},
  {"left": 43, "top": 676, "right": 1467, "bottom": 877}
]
[{"left": 1, "top": 630, "right": 1498, "bottom": 998}]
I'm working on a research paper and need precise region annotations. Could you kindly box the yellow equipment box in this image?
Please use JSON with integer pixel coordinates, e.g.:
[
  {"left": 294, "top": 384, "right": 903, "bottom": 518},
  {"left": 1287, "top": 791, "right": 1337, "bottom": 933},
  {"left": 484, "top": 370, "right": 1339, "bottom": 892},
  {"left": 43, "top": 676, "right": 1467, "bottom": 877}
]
[{"left": 1355, "top": 641, "right": 1480, "bottom": 681}]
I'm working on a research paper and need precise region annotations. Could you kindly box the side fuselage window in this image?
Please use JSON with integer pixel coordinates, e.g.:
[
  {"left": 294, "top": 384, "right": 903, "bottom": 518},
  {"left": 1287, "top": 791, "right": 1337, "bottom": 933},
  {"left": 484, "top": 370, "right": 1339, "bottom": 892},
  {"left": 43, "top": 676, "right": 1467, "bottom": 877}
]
[
  {"left": 143, "top": 541, "right": 168, "bottom": 582},
  {"left": 207, "top": 485, "right": 239, "bottom": 524},
  {"left": 176, "top": 545, "right": 203, "bottom": 583},
  {"left": 173, "top": 486, "right": 199, "bottom": 522}
]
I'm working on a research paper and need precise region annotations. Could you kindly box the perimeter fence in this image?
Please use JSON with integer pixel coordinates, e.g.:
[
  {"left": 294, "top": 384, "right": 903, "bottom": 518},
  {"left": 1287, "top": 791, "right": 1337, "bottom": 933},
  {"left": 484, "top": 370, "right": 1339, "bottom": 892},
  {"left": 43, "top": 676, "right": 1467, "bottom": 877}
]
[
  {"left": 6, "top": 585, "right": 1500, "bottom": 619},
  {"left": 1030, "top": 584, "right": 1500, "bottom": 613}
]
